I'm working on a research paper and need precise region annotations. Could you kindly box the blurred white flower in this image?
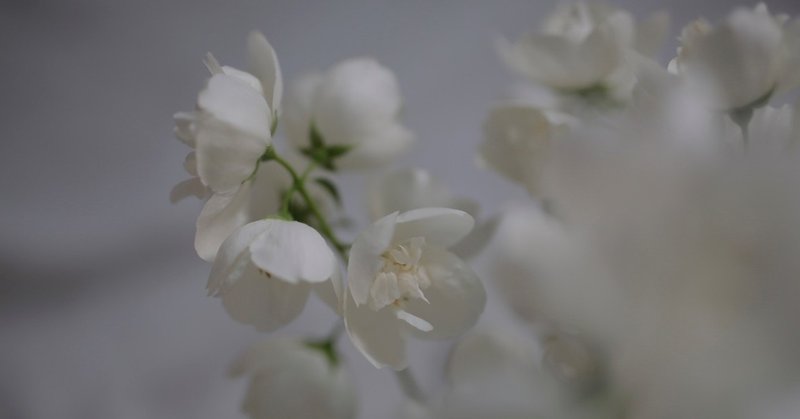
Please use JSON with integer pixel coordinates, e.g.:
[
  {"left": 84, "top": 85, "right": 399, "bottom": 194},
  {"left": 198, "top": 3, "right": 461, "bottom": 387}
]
[
  {"left": 440, "top": 328, "right": 575, "bottom": 419},
  {"left": 207, "top": 219, "right": 336, "bottom": 331},
  {"left": 344, "top": 208, "right": 486, "bottom": 370},
  {"left": 231, "top": 338, "right": 356, "bottom": 419},
  {"left": 479, "top": 105, "right": 570, "bottom": 195},
  {"left": 498, "top": 2, "right": 669, "bottom": 96},
  {"left": 284, "top": 58, "right": 415, "bottom": 169},
  {"left": 670, "top": 3, "right": 800, "bottom": 110},
  {"left": 367, "top": 168, "right": 477, "bottom": 221}
]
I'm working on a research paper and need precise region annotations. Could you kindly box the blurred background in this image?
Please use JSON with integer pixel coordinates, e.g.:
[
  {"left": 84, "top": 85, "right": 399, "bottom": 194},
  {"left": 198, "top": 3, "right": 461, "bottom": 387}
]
[{"left": 2, "top": 0, "right": 799, "bottom": 417}]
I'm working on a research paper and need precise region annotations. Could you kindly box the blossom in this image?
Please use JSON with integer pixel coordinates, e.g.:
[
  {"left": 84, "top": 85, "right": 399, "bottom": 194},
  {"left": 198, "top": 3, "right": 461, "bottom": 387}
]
[
  {"left": 284, "top": 58, "right": 414, "bottom": 169},
  {"left": 207, "top": 219, "right": 336, "bottom": 331},
  {"left": 231, "top": 338, "right": 356, "bottom": 419},
  {"left": 344, "top": 208, "right": 486, "bottom": 370},
  {"left": 670, "top": 3, "right": 800, "bottom": 110},
  {"left": 367, "top": 168, "right": 495, "bottom": 259},
  {"left": 497, "top": 2, "right": 669, "bottom": 95},
  {"left": 479, "top": 105, "right": 570, "bottom": 195},
  {"left": 172, "top": 32, "right": 283, "bottom": 261}
]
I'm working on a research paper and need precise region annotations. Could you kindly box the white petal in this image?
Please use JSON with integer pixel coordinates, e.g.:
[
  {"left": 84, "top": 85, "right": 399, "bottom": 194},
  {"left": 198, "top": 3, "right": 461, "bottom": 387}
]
[
  {"left": 169, "top": 177, "right": 207, "bottom": 204},
  {"left": 403, "top": 246, "right": 486, "bottom": 339},
  {"left": 393, "top": 208, "right": 474, "bottom": 249},
  {"left": 249, "top": 220, "right": 335, "bottom": 284},
  {"left": 284, "top": 74, "right": 323, "bottom": 150},
  {"left": 195, "top": 184, "right": 252, "bottom": 262},
  {"left": 348, "top": 212, "right": 398, "bottom": 305},
  {"left": 344, "top": 290, "right": 407, "bottom": 370},
  {"left": 194, "top": 116, "right": 266, "bottom": 194},
  {"left": 498, "top": 27, "right": 620, "bottom": 89},
  {"left": 206, "top": 219, "right": 269, "bottom": 295},
  {"left": 313, "top": 267, "right": 344, "bottom": 315},
  {"left": 480, "top": 105, "right": 555, "bottom": 189},
  {"left": 247, "top": 31, "right": 284, "bottom": 113},
  {"left": 221, "top": 260, "right": 311, "bottom": 332},
  {"left": 367, "top": 168, "right": 455, "bottom": 220},
  {"left": 313, "top": 58, "right": 402, "bottom": 146},
  {"left": 335, "top": 123, "right": 415, "bottom": 169},
  {"left": 238, "top": 340, "right": 356, "bottom": 419},
  {"left": 198, "top": 73, "right": 271, "bottom": 141},
  {"left": 173, "top": 111, "right": 196, "bottom": 146},
  {"left": 221, "top": 65, "right": 264, "bottom": 95},
  {"left": 450, "top": 215, "right": 501, "bottom": 260}
]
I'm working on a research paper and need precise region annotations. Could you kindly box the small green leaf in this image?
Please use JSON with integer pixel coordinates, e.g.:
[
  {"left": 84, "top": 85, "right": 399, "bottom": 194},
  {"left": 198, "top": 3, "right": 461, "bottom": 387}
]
[
  {"left": 309, "top": 123, "right": 325, "bottom": 148},
  {"left": 327, "top": 144, "right": 353, "bottom": 158},
  {"left": 315, "top": 177, "right": 342, "bottom": 206}
]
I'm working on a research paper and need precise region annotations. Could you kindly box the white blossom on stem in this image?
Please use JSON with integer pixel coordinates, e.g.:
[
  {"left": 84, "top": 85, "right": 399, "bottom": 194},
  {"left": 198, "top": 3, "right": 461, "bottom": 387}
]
[
  {"left": 670, "top": 3, "right": 800, "bottom": 110},
  {"left": 284, "top": 58, "right": 415, "bottom": 169},
  {"left": 344, "top": 208, "right": 486, "bottom": 370},
  {"left": 231, "top": 338, "right": 356, "bottom": 419},
  {"left": 497, "top": 2, "right": 669, "bottom": 96},
  {"left": 207, "top": 219, "right": 336, "bottom": 331}
]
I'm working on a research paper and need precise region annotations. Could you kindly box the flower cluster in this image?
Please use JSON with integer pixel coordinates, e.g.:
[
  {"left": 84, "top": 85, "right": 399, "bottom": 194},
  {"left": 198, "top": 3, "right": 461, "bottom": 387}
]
[
  {"left": 169, "top": 2, "right": 800, "bottom": 418},
  {"left": 171, "top": 31, "right": 486, "bottom": 418}
]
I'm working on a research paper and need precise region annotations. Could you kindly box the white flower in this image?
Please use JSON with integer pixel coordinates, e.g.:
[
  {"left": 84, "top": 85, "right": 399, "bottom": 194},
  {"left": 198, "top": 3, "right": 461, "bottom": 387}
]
[
  {"left": 479, "top": 105, "right": 570, "bottom": 195},
  {"left": 231, "top": 338, "right": 356, "bottom": 419},
  {"left": 207, "top": 219, "right": 336, "bottom": 331},
  {"left": 367, "top": 168, "right": 496, "bottom": 260},
  {"left": 344, "top": 208, "right": 486, "bottom": 370},
  {"left": 284, "top": 58, "right": 414, "bottom": 169},
  {"left": 172, "top": 32, "right": 283, "bottom": 261},
  {"left": 440, "top": 329, "right": 573, "bottom": 419},
  {"left": 498, "top": 2, "right": 669, "bottom": 93},
  {"left": 670, "top": 3, "right": 800, "bottom": 109}
]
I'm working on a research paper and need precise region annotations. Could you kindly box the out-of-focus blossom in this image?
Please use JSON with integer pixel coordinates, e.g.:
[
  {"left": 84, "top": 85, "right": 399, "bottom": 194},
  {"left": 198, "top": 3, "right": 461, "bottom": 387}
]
[
  {"left": 284, "top": 58, "right": 414, "bottom": 169},
  {"left": 498, "top": 2, "right": 669, "bottom": 97},
  {"left": 207, "top": 220, "right": 336, "bottom": 331},
  {"left": 670, "top": 3, "right": 800, "bottom": 110},
  {"left": 231, "top": 338, "right": 356, "bottom": 419},
  {"left": 439, "top": 328, "right": 578, "bottom": 419},
  {"left": 503, "top": 90, "right": 800, "bottom": 418},
  {"left": 479, "top": 105, "right": 571, "bottom": 195},
  {"left": 344, "top": 208, "right": 485, "bottom": 370}
]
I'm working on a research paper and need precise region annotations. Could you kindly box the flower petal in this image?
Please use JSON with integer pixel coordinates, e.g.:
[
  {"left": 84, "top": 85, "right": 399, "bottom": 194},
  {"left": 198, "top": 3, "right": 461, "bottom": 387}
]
[
  {"left": 195, "top": 184, "right": 252, "bottom": 262},
  {"left": 404, "top": 246, "right": 486, "bottom": 339},
  {"left": 344, "top": 290, "right": 407, "bottom": 370},
  {"left": 206, "top": 219, "right": 269, "bottom": 295},
  {"left": 336, "top": 123, "right": 415, "bottom": 169},
  {"left": 221, "top": 260, "right": 311, "bottom": 331},
  {"left": 313, "top": 267, "right": 344, "bottom": 315},
  {"left": 313, "top": 58, "right": 402, "bottom": 146},
  {"left": 393, "top": 208, "right": 474, "bottom": 249},
  {"left": 247, "top": 31, "right": 283, "bottom": 113},
  {"left": 193, "top": 117, "right": 266, "bottom": 194},
  {"left": 198, "top": 73, "right": 271, "bottom": 141},
  {"left": 249, "top": 220, "right": 335, "bottom": 284},
  {"left": 348, "top": 212, "right": 398, "bottom": 306},
  {"left": 367, "top": 168, "right": 455, "bottom": 221},
  {"left": 169, "top": 177, "right": 207, "bottom": 204}
]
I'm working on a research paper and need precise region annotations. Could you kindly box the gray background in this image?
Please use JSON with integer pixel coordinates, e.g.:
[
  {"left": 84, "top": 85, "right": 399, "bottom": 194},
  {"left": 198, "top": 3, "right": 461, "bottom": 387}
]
[{"left": 2, "top": 1, "right": 799, "bottom": 418}]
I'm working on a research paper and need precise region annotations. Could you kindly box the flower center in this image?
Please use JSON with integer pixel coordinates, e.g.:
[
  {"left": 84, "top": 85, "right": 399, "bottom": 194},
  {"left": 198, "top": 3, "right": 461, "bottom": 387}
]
[{"left": 368, "top": 237, "right": 431, "bottom": 311}]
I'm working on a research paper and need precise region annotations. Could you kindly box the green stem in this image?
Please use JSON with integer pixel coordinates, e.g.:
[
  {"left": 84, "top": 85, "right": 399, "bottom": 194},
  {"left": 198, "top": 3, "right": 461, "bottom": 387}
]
[
  {"left": 394, "top": 368, "right": 426, "bottom": 403},
  {"left": 271, "top": 152, "right": 349, "bottom": 258}
]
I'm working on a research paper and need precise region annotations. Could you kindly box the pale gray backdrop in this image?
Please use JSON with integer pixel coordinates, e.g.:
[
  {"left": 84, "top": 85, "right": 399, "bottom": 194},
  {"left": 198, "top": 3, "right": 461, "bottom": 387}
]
[{"left": 2, "top": 0, "right": 799, "bottom": 418}]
